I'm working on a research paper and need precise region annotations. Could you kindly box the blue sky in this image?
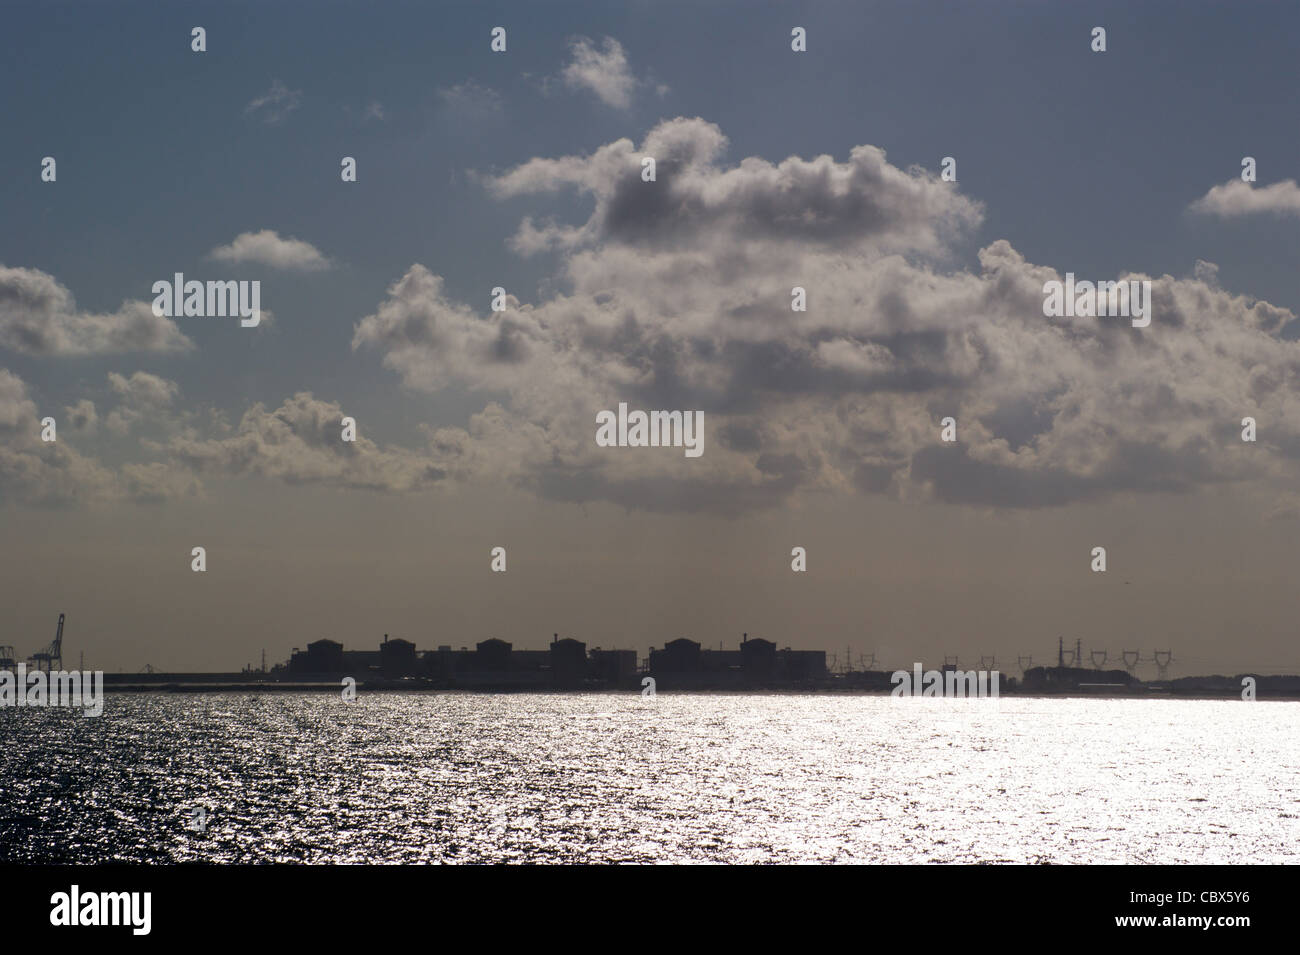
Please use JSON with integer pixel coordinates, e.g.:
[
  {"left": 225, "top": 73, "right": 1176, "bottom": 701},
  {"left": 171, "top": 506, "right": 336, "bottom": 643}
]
[{"left": 7, "top": 1, "right": 1299, "bottom": 422}]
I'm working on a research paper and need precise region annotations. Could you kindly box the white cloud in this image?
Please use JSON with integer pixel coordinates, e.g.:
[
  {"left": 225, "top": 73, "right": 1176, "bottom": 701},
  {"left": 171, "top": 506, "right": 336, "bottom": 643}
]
[
  {"left": 164, "top": 392, "right": 450, "bottom": 493},
  {"left": 208, "top": 230, "right": 331, "bottom": 271},
  {"left": 18, "top": 119, "right": 1300, "bottom": 517},
  {"left": 106, "top": 371, "right": 180, "bottom": 435},
  {"left": 1188, "top": 179, "right": 1300, "bottom": 217},
  {"left": 347, "top": 118, "right": 1300, "bottom": 514},
  {"left": 0, "top": 264, "right": 192, "bottom": 356},
  {"left": 0, "top": 369, "right": 118, "bottom": 505},
  {"left": 561, "top": 36, "right": 639, "bottom": 109},
  {"left": 108, "top": 371, "right": 179, "bottom": 408},
  {"left": 485, "top": 117, "right": 982, "bottom": 259}
]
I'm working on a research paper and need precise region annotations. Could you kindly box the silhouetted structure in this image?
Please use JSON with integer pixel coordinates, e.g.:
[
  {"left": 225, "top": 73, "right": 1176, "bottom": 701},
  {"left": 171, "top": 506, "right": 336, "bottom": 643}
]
[
  {"left": 30, "top": 613, "right": 65, "bottom": 673},
  {"left": 289, "top": 638, "right": 344, "bottom": 674},
  {"left": 651, "top": 638, "right": 701, "bottom": 673},
  {"left": 647, "top": 635, "right": 827, "bottom": 688},
  {"left": 475, "top": 638, "right": 512, "bottom": 671},
  {"left": 550, "top": 636, "right": 587, "bottom": 686},
  {"left": 1021, "top": 665, "right": 1137, "bottom": 693},
  {"left": 590, "top": 648, "right": 637, "bottom": 684},
  {"left": 779, "top": 647, "right": 827, "bottom": 681},
  {"left": 740, "top": 634, "right": 777, "bottom": 677},
  {"left": 380, "top": 635, "right": 417, "bottom": 676},
  {"left": 281, "top": 633, "right": 825, "bottom": 691}
]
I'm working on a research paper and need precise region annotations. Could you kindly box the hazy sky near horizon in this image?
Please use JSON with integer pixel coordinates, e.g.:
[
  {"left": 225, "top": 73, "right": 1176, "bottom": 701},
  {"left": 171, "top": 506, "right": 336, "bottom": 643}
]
[{"left": 3, "top": 1, "right": 1300, "bottom": 674}]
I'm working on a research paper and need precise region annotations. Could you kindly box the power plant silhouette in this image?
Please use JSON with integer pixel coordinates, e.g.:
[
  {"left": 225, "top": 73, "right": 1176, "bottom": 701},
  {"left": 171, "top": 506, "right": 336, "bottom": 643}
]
[{"left": 8, "top": 617, "right": 1298, "bottom": 699}]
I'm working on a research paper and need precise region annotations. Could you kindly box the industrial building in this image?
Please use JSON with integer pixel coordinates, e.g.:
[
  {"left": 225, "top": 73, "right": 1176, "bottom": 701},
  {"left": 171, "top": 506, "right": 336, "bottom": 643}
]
[
  {"left": 285, "top": 631, "right": 828, "bottom": 689},
  {"left": 288, "top": 633, "right": 645, "bottom": 689},
  {"left": 647, "top": 634, "right": 828, "bottom": 688}
]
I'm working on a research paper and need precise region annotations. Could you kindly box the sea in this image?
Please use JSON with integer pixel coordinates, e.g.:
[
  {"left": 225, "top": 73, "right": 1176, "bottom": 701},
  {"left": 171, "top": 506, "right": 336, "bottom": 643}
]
[{"left": 1, "top": 693, "right": 1296, "bottom": 863}]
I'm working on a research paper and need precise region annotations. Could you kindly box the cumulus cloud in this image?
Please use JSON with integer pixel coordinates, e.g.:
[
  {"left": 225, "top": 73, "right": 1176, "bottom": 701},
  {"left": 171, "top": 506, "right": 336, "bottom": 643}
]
[
  {"left": 208, "top": 230, "right": 331, "bottom": 271},
  {"left": 485, "top": 117, "right": 982, "bottom": 258},
  {"left": 0, "top": 265, "right": 192, "bottom": 356},
  {"left": 244, "top": 79, "right": 302, "bottom": 125},
  {"left": 560, "top": 36, "right": 642, "bottom": 109},
  {"left": 0, "top": 369, "right": 118, "bottom": 505},
  {"left": 108, "top": 371, "right": 179, "bottom": 408},
  {"left": 105, "top": 371, "right": 181, "bottom": 434},
  {"left": 0, "top": 364, "right": 453, "bottom": 503},
  {"left": 163, "top": 392, "right": 451, "bottom": 493},
  {"left": 18, "top": 118, "right": 1300, "bottom": 516},
  {"left": 1188, "top": 178, "right": 1300, "bottom": 217},
  {"left": 345, "top": 118, "right": 1300, "bottom": 515}
]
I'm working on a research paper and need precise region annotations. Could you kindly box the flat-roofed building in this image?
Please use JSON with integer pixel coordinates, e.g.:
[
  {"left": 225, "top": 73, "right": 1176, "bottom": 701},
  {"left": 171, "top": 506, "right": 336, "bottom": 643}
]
[
  {"left": 475, "top": 638, "right": 512, "bottom": 671},
  {"left": 289, "top": 638, "right": 345, "bottom": 673},
  {"left": 590, "top": 648, "right": 637, "bottom": 685},
  {"left": 650, "top": 637, "right": 701, "bottom": 673},
  {"left": 741, "top": 635, "right": 778, "bottom": 677},
  {"left": 380, "top": 636, "right": 418, "bottom": 675}
]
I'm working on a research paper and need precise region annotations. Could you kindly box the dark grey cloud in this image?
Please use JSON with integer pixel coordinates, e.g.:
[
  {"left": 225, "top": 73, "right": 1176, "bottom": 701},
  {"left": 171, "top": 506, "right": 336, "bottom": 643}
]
[{"left": 488, "top": 117, "right": 982, "bottom": 257}]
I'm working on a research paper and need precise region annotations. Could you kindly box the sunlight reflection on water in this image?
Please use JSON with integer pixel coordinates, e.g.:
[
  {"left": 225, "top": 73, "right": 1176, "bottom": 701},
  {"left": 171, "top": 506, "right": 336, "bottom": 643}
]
[{"left": 1, "top": 693, "right": 1296, "bottom": 863}]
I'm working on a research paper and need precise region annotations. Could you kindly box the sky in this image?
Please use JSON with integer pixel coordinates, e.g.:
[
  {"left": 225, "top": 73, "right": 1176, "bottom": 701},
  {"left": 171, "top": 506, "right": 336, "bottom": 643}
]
[{"left": 3, "top": 0, "right": 1300, "bottom": 675}]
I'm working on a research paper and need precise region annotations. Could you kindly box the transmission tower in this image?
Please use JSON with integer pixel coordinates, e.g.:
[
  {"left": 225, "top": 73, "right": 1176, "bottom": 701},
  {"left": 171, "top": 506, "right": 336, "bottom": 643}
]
[
  {"left": 1122, "top": 649, "right": 1140, "bottom": 673},
  {"left": 1153, "top": 650, "right": 1174, "bottom": 680},
  {"left": 1090, "top": 649, "right": 1108, "bottom": 670},
  {"left": 1017, "top": 655, "right": 1033, "bottom": 673}
]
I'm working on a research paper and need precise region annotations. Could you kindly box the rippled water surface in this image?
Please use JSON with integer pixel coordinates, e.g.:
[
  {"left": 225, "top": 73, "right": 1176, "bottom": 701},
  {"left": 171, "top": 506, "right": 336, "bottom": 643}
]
[{"left": 2, "top": 693, "right": 1297, "bottom": 863}]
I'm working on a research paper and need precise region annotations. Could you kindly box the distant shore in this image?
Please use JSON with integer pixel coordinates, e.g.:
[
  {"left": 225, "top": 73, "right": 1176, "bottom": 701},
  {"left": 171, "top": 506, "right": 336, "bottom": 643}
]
[{"left": 84, "top": 678, "right": 1300, "bottom": 701}]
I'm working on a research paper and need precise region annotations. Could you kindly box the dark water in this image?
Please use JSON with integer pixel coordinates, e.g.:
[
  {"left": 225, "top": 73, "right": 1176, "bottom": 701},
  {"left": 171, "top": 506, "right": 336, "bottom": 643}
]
[{"left": 2, "top": 693, "right": 1297, "bottom": 863}]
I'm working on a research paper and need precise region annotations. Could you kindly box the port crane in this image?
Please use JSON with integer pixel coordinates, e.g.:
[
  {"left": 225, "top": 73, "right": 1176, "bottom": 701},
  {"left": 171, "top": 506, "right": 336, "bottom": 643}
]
[{"left": 30, "top": 613, "right": 64, "bottom": 672}]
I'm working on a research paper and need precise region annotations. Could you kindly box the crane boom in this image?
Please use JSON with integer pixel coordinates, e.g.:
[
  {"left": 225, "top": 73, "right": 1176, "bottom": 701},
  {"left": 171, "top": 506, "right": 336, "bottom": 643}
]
[{"left": 31, "top": 613, "right": 65, "bottom": 672}]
